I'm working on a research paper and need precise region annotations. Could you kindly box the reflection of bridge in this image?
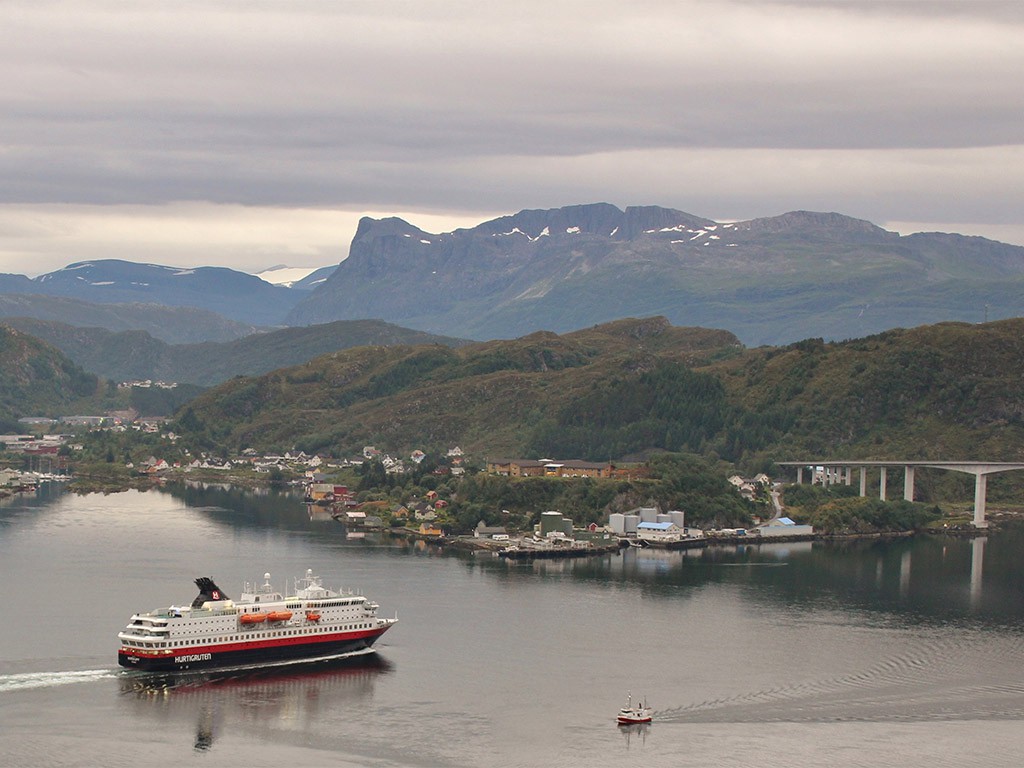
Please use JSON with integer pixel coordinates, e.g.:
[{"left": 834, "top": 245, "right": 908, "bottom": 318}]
[{"left": 777, "top": 461, "right": 1024, "bottom": 528}]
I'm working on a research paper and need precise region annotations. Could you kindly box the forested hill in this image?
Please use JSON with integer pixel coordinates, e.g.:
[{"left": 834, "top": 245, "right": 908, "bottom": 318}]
[
  {"left": 0, "top": 326, "right": 98, "bottom": 432},
  {"left": 1, "top": 318, "right": 471, "bottom": 386},
  {"left": 710, "top": 319, "right": 1024, "bottom": 462},
  {"left": 169, "top": 317, "right": 1024, "bottom": 468},
  {"left": 0, "top": 294, "right": 259, "bottom": 344}
]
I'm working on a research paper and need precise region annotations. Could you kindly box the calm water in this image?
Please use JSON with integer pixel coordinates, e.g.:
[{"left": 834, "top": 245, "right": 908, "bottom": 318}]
[{"left": 2, "top": 483, "right": 1024, "bottom": 767}]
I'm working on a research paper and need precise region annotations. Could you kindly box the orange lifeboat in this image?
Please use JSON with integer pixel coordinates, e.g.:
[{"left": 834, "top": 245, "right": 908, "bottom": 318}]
[
  {"left": 266, "top": 611, "right": 293, "bottom": 622},
  {"left": 305, "top": 612, "right": 321, "bottom": 623},
  {"left": 240, "top": 612, "right": 268, "bottom": 625}
]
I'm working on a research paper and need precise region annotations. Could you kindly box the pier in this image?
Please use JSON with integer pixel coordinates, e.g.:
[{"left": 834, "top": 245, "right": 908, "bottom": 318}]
[{"left": 777, "top": 460, "right": 1024, "bottom": 528}]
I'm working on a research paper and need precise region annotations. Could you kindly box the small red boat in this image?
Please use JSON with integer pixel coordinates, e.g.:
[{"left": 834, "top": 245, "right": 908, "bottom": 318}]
[
  {"left": 240, "top": 612, "right": 268, "bottom": 625},
  {"left": 616, "top": 692, "right": 653, "bottom": 725}
]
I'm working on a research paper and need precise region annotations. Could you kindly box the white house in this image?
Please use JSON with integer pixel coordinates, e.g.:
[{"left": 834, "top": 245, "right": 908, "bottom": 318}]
[
  {"left": 636, "top": 521, "right": 685, "bottom": 544},
  {"left": 754, "top": 517, "right": 814, "bottom": 537}
]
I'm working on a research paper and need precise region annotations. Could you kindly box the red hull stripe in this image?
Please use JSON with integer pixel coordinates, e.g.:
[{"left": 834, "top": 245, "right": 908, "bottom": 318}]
[{"left": 118, "top": 626, "right": 388, "bottom": 659}]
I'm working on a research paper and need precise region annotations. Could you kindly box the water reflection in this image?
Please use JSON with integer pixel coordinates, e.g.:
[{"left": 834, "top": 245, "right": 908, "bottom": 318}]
[
  {"left": 477, "top": 528, "right": 1023, "bottom": 626},
  {"left": 617, "top": 722, "right": 649, "bottom": 748},
  {"left": 900, "top": 549, "right": 912, "bottom": 596},
  {"left": 151, "top": 481, "right": 1015, "bottom": 625},
  {"left": 38, "top": 481, "right": 1015, "bottom": 626},
  {"left": 971, "top": 536, "right": 986, "bottom": 606},
  {"left": 119, "top": 653, "right": 392, "bottom": 751},
  {"left": 305, "top": 504, "right": 335, "bottom": 523}
]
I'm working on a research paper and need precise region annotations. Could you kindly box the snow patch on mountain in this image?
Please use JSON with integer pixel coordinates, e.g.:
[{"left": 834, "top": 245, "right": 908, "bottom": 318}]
[{"left": 255, "top": 265, "right": 322, "bottom": 287}]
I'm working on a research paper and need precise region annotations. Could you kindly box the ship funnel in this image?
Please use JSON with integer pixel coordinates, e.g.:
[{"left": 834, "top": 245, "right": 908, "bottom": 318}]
[{"left": 192, "top": 577, "right": 229, "bottom": 607}]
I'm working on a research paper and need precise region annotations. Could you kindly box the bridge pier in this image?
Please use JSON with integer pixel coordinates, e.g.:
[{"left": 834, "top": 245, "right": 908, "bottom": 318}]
[
  {"left": 859, "top": 468, "right": 867, "bottom": 497},
  {"left": 880, "top": 467, "right": 887, "bottom": 501},
  {"left": 974, "top": 473, "right": 989, "bottom": 529},
  {"left": 904, "top": 465, "right": 915, "bottom": 502}
]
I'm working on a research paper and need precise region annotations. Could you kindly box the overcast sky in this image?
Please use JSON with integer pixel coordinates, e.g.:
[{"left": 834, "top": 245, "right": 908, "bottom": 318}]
[{"left": 3, "top": 0, "right": 1023, "bottom": 276}]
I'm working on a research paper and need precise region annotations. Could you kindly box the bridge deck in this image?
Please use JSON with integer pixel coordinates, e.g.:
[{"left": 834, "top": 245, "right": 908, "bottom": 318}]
[{"left": 776, "top": 461, "right": 1024, "bottom": 528}]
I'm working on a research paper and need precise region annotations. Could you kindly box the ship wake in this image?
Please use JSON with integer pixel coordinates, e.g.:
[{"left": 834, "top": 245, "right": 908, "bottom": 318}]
[
  {"left": 0, "top": 669, "right": 116, "bottom": 693},
  {"left": 654, "top": 633, "right": 1024, "bottom": 724}
]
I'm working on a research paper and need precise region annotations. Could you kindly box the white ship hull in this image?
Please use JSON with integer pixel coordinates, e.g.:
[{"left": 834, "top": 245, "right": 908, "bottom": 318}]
[{"left": 117, "top": 569, "right": 397, "bottom": 672}]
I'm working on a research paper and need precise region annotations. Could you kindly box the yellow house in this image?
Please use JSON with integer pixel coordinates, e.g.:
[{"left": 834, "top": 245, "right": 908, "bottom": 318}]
[
  {"left": 419, "top": 522, "right": 444, "bottom": 537},
  {"left": 486, "top": 458, "right": 612, "bottom": 478}
]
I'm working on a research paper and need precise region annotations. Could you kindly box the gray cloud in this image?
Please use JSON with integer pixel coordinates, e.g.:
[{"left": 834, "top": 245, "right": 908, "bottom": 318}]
[{"left": 1, "top": 0, "right": 1022, "bottom": 273}]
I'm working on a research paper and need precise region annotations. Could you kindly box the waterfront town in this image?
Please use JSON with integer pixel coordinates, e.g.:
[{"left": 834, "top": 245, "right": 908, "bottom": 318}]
[
  {"left": 1, "top": 417, "right": 818, "bottom": 554},
  {"left": 2, "top": 429, "right": 817, "bottom": 565}
]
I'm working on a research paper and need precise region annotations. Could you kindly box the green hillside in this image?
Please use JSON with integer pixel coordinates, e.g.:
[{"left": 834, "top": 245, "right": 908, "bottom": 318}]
[
  {"left": 0, "top": 294, "right": 257, "bottom": 343},
  {"left": 174, "top": 318, "right": 739, "bottom": 456},
  {"left": 0, "top": 318, "right": 471, "bottom": 386},
  {"left": 0, "top": 326, "right": 99, "bottom": 431},
  {"left": 172, "top": 317, "right": 1024, "bottom": 470},
  {"left": 711, "top": 319, "right": 1024, "bottom": 463}
]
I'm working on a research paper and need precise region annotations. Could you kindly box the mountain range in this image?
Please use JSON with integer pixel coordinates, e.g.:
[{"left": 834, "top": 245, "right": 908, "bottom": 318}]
[
  {"left": 287, "top": 205, "right": 1024, "bottom": 345},
  {"left": 0, "top": 260, "right": 305, "bottom": 327},
  {"left": 2, "top": 204, "right": 1023, "bottom": 351}
]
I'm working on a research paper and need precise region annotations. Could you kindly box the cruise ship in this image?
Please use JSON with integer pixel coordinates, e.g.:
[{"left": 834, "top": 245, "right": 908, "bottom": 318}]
[{"left": 117, "top": 569, "right": 397, "bottom": 672}]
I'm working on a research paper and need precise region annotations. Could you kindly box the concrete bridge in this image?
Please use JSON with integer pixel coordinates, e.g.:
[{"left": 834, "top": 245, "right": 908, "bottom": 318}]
[{"left": 776, "top": 461, "right": 1024, "bottom": 528}]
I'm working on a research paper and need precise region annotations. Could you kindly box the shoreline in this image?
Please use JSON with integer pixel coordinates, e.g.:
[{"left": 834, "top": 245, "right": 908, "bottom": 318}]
[
  {"left": 28, "top": 474, "right": 1017, "bottom": 549},
  {"left": 419, "top": 526, "right": 990, "bottom": 562}
]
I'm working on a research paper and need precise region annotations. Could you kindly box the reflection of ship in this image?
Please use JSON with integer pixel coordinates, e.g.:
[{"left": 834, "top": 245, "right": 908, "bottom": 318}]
[
  {"left": 117, "top": 569, "right": 397, "bottom": 672},
  {"left": 120, "top": 652, "right": 391, "bottom": 751},
  {"left": 618, "top": 721, "right": 650, "bottom": 747}
]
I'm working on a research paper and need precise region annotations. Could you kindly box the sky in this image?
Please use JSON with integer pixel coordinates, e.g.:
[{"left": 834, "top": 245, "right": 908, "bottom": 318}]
[{"left": 3, "top": 0, "right": 1023, "bottom": 277}]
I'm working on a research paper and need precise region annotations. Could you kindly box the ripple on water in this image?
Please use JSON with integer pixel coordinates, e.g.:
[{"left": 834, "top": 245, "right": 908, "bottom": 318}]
[{"left": 656, "top": 630, "right": 1024, "bottom": 724}]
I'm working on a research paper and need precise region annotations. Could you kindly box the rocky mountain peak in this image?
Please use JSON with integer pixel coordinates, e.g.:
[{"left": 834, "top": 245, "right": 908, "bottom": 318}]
[
  {"left": 464, "top": 203, "right": 713, "bottom": 241},
  {"left": 736, "top": 210, "right": 895, "bottom": 240},
  {"left": 353, "top": 216, "right": 427, "bottom": 243}
]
